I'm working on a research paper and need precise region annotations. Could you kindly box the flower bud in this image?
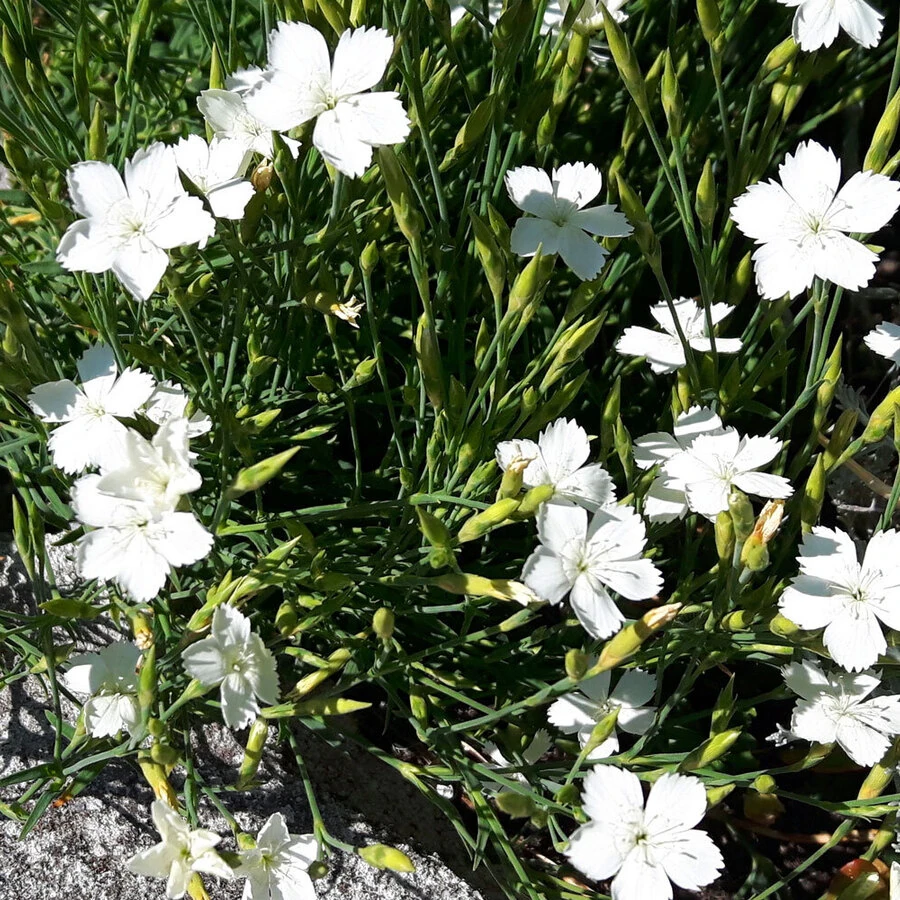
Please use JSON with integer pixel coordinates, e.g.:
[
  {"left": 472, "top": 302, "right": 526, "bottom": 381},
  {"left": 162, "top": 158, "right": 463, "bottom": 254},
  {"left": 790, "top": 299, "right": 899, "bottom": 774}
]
[
  {"left": 415, "top": 313, "right": 445, "bottom": 411},
  {"left": 376, "top": 147, "right": 424, "bottom": 251},
  {"left": 443, "top": 97, "right": 495, "bottom": 168},
  {"left": 358, "top": 844, "right": 415, "bottom": 873},
  {"left": 600, "top": 378, "right": 621, "bottom": 457},
  {"left": 276, "top": 600, "right": 299, "bottom": 636},
  {"left": 497, "top": 457, "right": 528, "bottom": 501},
  {"left": 865, "top": 88, "right": 900, "bottom": 174},
  {"left": 360, "top": 240, "right": 379, "bottom": 275},
  {"left": 507, "top": 250, "right": 555, "bottom": 326},
  {"left": 861, "top": 386, "right": 900, "bottom": 445},
  {"left": 226, "top": 447, "right": 300, "bottom": 499},
  {"left": 600, "top": 5, "right": 649, "bottom": 115},
  {"left": 583, "top": 708, "right": 620, "bottom": 755},
  {"left": 728, "top": 489, "right": 755, "bottom": 543},
  {"left": 373, "top": 607, "right": 395, "bottom": 642},
  {"left": 743, "top": 791, "right": 784, "bottom": 826},
  {"left": 705, "top": 784, "right": 735, "bottom": 808},
  {"left": 433, "top": 573, "right": 541, "bottom": 606},
  {"left": 539, "top": 315, "right": 605, "bottom": 393},
  {"left": 661, "top": 50, "right": 683, "bottom": 138},
  {"left": 695, "top": 158, "right": 717, "bottom": 231},
  {"left": 565, "top": 649, "right": 590, "bottom": 681},
  {"left": 759, "top": 36, "right": 798, "bottom": 78},
  {"left": 696, "top": 0, "right": 722, "bottom": 46},
  {"left": 590, "top": 604, "right": 681, "bottom": 674},
  {"left": 457, "top": 498, "right": 521, "bottom": 543},
  {"left": 469, "top": 209, "right": 507, "bottom": 304},
  {"left": 715, "top": 511, "right": 735, "bottom": 561},
  {"left": 615, "top": 175, "right": 660, "bottom": 270},
  {"left": 494, "top": 791, "right": 537, "bottom": 819},
  {"left": 813, "top": 338, "right": 842, "bottom": 435},
  {"left": 510, "top": 484, "right": 554, "bottom": 519},
  {"left": 416, "top": 507, "right": 451, "bottom": 549},
  {"left": 823, "top": 409, "right": 859, "bottom": 470},
  {"left": 236, "top": 717, "right": 269, "bottom": 788},
  {"left": 679, "top": 727, "right": 741, "bottom": 771}
]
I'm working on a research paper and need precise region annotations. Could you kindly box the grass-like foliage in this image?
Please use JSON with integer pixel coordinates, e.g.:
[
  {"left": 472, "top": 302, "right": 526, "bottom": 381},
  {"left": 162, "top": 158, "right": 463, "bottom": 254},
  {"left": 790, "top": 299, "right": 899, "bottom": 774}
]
[{"left": 2, "top": 0, "right": 900, "bottom": 898}]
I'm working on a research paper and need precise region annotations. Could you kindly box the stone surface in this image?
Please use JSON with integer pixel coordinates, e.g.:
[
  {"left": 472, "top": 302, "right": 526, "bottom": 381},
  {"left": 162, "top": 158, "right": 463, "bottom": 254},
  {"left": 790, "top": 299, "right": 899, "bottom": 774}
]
[{"left": 0, "top": 543, "right": 491, "bottom": 900}]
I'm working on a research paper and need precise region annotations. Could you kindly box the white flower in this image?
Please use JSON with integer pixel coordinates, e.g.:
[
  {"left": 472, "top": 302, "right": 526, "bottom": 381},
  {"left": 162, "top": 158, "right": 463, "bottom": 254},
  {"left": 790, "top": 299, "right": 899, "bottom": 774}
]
[
  {"left": 548, "top": 668, "right": 656, "bottom": 759},
  {"left": 71, "top": 421, "right": 213, "bottom": 603},
  {"left": 523, "top": 503, "right": 662, "bottom": 639},
  {"left": 181, "top": 605, "right": 279, "bottom": 730},
  {"left": 864, "top": 322, "right": 900, "bottom": 366},
  {"left": 236, "top": 813, "right": 318, "bottom": 900},
  {"left": 661, "top": 428, "right": 793, "bottom": 519},
  {"left": 779, "top": 659, "right": 900, "bottom": 766},
  {"left": 127, "top": 800, "right": 234, "bottom": 899},
  {"left": 482, "top": 730, "right": 552, "bottom": 792},
  {"left": 777, "top": 0, "right": 883, "bottom": 52},
  {"left": 634, "top": 406, "right": 725, "bottom": 523},
  {"left": 505, "top": 163, "right": 632, "bottom": 281},
  {"left": 92, "top": 417, "right": 203, "bottom": 515},
  {"left": 495, "top": 418, "right": 615, "bottom": 512},
  {"left": 144, "top": 380, "right": 212, "bottom": 438},
  {"left": 615, "top": 297, "right": 742, "bottom": 374},
  {"left": 63, "top": 641, "right": 142, "bottom": 738},
  {"left": 244, "top": 24, "right": 410, "bottom": 178},
  {"left": 566, "top": 767, "right": 723, "bottom": 899},
  {"left": 198, "top": 83, "right": 301, "bottom": 162},
  {"left": 28, "top": 344, "right": 155, "bottom": 474},
  {"left": 173, "top": 135, "right": 256, "bottom": 221},
  {"left": 779, "top": 527, "right": 900, "bottom": 672},
  {"left": 57, "top": 143, "right": 216, "bottom": 301},
  {"left": 730, "top": 140, "right": 900, "bottom": 301},
  {"left": 892, "top": 861, "right": 900, "bottom": 900}
]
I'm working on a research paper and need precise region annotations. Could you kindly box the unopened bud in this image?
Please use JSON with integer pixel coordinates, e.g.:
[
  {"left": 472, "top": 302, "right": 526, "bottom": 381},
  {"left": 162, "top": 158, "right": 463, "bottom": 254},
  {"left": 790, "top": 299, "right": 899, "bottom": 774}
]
[
  {"left": 824, "top": 409, "right": 859, "bottom": 468},
  {"left": 600, "top": 5, "right": 649, "bottom": 115},
  {"left": 494, "top": 791, "right": 537, "bottom": 818},
  {"left": 661, "top": 51, "right": 683, "bottom": 138},
  {"left": 433, "top": 573, "right": 541, "bottom": 606},
  {"left": 865, "top": 89, "right": 900, "bottom": 174},
  {"left": 583, "top": 708, "right": 619, "bottom": 755},
  {"left": 416, "top": 506, "right": 451, "bottom": 549},
  {"left": 251, "top": 162, "right": 274, "bottom": 192},
  {"left": 373, "top": 607, "right": 395, "bottom": 642},
  {"left": 861, "top": 386, "right": 900, "bottom": 445},
  {"left": 358, "top": 844, "right": 415, "bottom": 873},
  {"left": 511, "top": 483, "right": 554, "bottom": 519},
  {"left": 728, "top": 489, "right": 755, "bottom": 542},
  {"left": 565, "top": 649, "right": 589, "bottom": 681},
  {"left": 695, "top": 159, "right": 717, "bottom": 231},
  {"left": 715, "top": 511, "right": 735, "bottom": 561},
  {"left": 680, "top": 727, "right": 741, "bottom": 771},
  {"left": 615, "top": 175, "right": 659, "bottom": 269},
  {"left": 590, "top": 604, "right": 681, "bottom": 674},
  {"left": 457, "top": 498, "right": 520, "bottom": 542},
  {"left": 236, "top": 717, "right": 269, "bottom": 788},
  {"left": 276, "top": 600, "right": 299, "bottom": 636}
]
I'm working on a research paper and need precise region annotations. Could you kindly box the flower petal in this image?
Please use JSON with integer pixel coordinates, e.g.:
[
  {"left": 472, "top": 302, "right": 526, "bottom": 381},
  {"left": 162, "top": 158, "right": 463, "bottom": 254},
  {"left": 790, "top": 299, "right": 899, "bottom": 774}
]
[
  {"left": 829, "top": 169, "right": 900, "bottom": 234},
  {"left": 557, "top": 226, "right": 607, "bottom": 281},
  {"left": 510, "top": 217, "right": 562, "bottom": 257},
  {"left": 330, "top": 27, "right": 394, "bottom": 97},
  {"left": 565, "top": 822, "right": 625, "bottom": 882},
  {"left": 570, "top": 577, "right": 624, "bottom": 639},
  {"left": 836, "top": 0, "right": 884, "bottom": 48},
  {"left": 312, "top": 107, "right": 375, "bottom": 178},
  {"left": 644, "top": 771, "right": 707, "bottom": 831},
  {"left": 57, "top": 219, "right": 118, "bottom": 274},
  {"left": 548, "top": 692, "right": 600, "bottom": 733},
  {"left": 111, "top": 241, "right": 170, "bottom": 301},
  {"left": 504, "top": 166, "right": 557, "bottom": 218},
  {"left": 615, "top": 327, "right": 685, "bottom": 373},
  {"left": 221, "top": 671, "right": 259, "bottom": 729},
  {"left": 812, "top": 231, "right": 880, "bottom": 293},
  {"left": 581, "top": 764, "right": 644, "bottom": 825},
  {"left": 657, "top": 829, "right": 723, "bottom": 892},
  {"left": 67, "top": 161, "right": 128, "bottom": 220},
  {"left": 537, "top": 418, "right": 590, "bottom": 482},
  {"left": 522, "top": 547, "right": 571, "bottom": 604},
  {"left": 778, "top": 140, "right": 841, "bottom": 221},
  {"left": 552, "top": 163, "right": 603, "bottom": 209},
  {"left": 569, "top": 204, "right": 632, "bottom": 237}
]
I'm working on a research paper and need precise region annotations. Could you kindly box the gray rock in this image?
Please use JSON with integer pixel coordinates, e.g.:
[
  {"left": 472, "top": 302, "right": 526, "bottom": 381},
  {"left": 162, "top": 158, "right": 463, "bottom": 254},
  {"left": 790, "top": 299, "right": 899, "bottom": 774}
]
[{"left": 0, "top": 542, "right": 491, "bottom": 900}]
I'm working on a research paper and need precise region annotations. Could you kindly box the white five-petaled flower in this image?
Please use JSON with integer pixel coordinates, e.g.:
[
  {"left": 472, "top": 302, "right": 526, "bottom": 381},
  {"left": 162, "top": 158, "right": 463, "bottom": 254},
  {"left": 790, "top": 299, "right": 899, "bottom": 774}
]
[
  {"left": 566, "top": 767, "right": 723, "bottom": 900},
  {"left": 730, "top": 140, "right": 900, "bottom": 301},
  {"left": 144, "top": 380, "right": 212, "bottom": 438},
  {"left": 495, "top": 417, "right": 615, "bottom": 512},
  {"left": 778, "top": 659, "right": 900, "bottom": 766},
  {"left": 661, "top": 427, "right": 793, "bottom": 519},
  {"left": 181, "top": 605, "right": 279, "bottom": 730},
  {"left": 198, "top": 75, "right": 301, "bottom": 162},
  {"left": 236, "top": 813, "right": 318, "bottom": 900},
  {"left": 634, "top": 406, "right": 725, "bottom": 523},
  {"left": 71, "top": 417, "right": 213, "bottom": 602},
  {"left": 549, "top": 668, "right": 656, "bottom": 760},
  {"left": 779, "top": 527, "right": 900, "bottom": 671},
  {"left": 57, "top": 143, "right": 216, "bottom": 301},
  {"left": 28, "top": 344, "right": 155, "bottom": 474},
  {"left": 482, "top": 730, "right": 552, "bottom": 792},
  {"left": 63, "top": 641, "right": 142, "bottom": 738},
  {"left": 244, "top": 23, "right": 410, "bottom": 178},
  {"left": 776, "top": 0, "right": 883, "bottom": 52},
  {"left": 523, "top": 503, "right": 663, "bottom": 639},
  {"left": 505, "top": 163, "right": 633, "bottom": 281},
  {"left": 864, "top": 322, "right": 900, "bottom": 367},
  {"left": 173, "top": 135, "right": 256, "bottom": 221},
  {"left": 615, "top": 297, "right": 742, "bottom": 374},
  {"left": 127, "top": 800, "right": 234, "bottom": 899}
]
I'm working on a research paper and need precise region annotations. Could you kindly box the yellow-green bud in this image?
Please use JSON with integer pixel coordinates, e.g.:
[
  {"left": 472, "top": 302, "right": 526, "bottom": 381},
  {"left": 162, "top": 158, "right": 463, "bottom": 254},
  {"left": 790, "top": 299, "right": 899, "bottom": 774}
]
[
  {"left": 511, "top": 483, "right": 554, "bottom": 519},
  {"left": 565, "top": 649, "right": 589, "bottom": 681},
  {"left": 88, "top": 102, "right": 107, "bottom": 161},
  {"left": 589, "top": 604, "right": 681, "bottom": 674},
  {"left": 497, "top": 458, "right": 527, "bottom": 500},
  {"left": 309, "top": 861, "right": 329, "bottom": 879},
  {"left": 358, "top": 845, "right": 415, "bottom": 873},
  {"left": 601, "top": 378, "right": 621, "bottom": 457},
  {"left": 226, "top": 447, "right": 300, "bottom": 499},
  {"left": 865, "top": 88, "right": 900, "bottom": 174},
  {"left": 600, "top": 5, "right": 649, "bottom": 115},
  {"left": 696, "top": 0, "right": 722, "bottom": 46},
  {"left": 416, "top": 506, "right": 451, "bottom": 549},
  {"left": 373, "top": 607, "right": 395, "bottom": 642},
  {"left": 555, "top": 783, "right": 581, "bottom": 807},
  {"left": 768, "top": 612, "right": 800, "bottom": 638},
  {"left": 443, "top": 96, "right": 495, "bottom": 168},
  {"left": 743, "top": 791, "right": 785, "bottom": 826},
  {"left": 715, "top": 511, "right": 735, "bottom": 561},
  {"left": 377, "top": 147, "right": 423, "bottom": 251},
  {"left": 661, "top": 51, "right": 683, "bottom": 138},
  {"left": 695, "top": 159, "right": 717, "bottom": 231},
  {"left": 705, "top": 784, "right": 735, "bottom": 808},
  {"left": 494, "top": 791, "right": 537, "bottom": 818},
  {"left": 360, "top": 240, "right": 379, "bottom": 275},
  {"left": 615, "top": 175, "right": 660, "bottom": 270},
  {"left": 236, "top": 717, "right": 269, "bottom": 788},
  {"left": 760, "top": 37, "right": 798, "bottom": 78},
  {"left": 457, "top": 497, "right": 520, "bottom": 542},
  {"left": 728, "top": 489, "right": 755, "bottom": 543},
  {"left": 276, "top": 601, "right": 299, "bottom": 636},
  {"left": 823, "top": 409, "right": 859, "bottom": 469},
  {"left": 583, "top": 708, "right": 619, "bottom": 755},
  {"left": 813, "top": 338, "right": 843, "bottom": 435},
  {"left": 679, "top": 727, "right": 741, "bottom": 771},
  {"left": 507, "top": 250, "right": 555, "bottom": 326},
  {"left": 415, "top": 313, "right": 445, "bottom": 411},
  {"left": 861, "top": 387, "right": 900, "bottom": 445},
  {"left": 469, "top": 209, "right": 506, "bottom": 304},
  {"left": 433, "top": 573, "right": 540, "bottom": 605}
]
